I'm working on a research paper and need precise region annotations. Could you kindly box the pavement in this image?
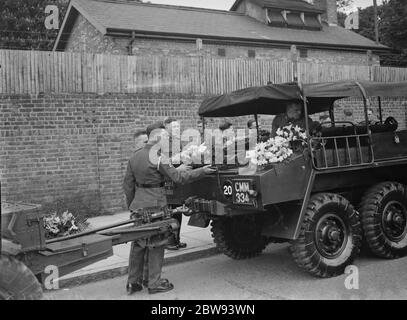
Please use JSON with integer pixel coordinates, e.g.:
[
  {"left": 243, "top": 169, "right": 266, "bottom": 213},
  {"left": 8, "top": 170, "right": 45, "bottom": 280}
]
[
  {"left": 47, "top": 244, "right": 407, "bottom": 300},
  {"left": 55, "top": 211, "right": 219, "bottom": 289}
]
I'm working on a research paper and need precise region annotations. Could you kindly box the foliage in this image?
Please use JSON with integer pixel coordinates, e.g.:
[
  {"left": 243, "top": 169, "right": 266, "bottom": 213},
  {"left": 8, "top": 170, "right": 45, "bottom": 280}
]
[
  {"left": 337, "top": 0, "right": 354, "bottom": 11},
  {"left": 44, "top": 210, "right": 89, "bottom": 239},
  {"left": 0, "top": 0, "right": 69, "bottom": 50},
  {"left": 349, "top": 0, "right": 407, "bottom": 67},
  {"left": 378, "top": 0, "right": 407, "bottom": 66}
]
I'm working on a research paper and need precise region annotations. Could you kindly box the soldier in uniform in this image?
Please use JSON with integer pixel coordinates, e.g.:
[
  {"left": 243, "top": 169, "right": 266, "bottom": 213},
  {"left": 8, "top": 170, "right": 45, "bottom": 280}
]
[
  {"left": 163, "top": 117, "right": 187, "bottom": 250},
  {"left": 123, "top": 122, "right": 215, "bottom": 295},
  {"left": 271, "top": 101, "right": 318, "bottom": 137},
  {"left": 197, "top": 118, "right": 208, "bottom": 137}
]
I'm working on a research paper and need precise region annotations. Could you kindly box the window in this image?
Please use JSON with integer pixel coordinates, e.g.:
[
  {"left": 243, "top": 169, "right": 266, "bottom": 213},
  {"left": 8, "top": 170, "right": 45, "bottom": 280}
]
[
  {"left": 286, "top": 11, "right": 305, "bottom": 29},
  {"left": 267, "top": 9, "right": 286, "bottom": 27},
  {"left": 218, "top": 48, "right": 226, "bottom": 57},
  {"left": 303, "top": 13, "right": 322, "bottom": 30},
  {"left": 248, "top": 49, "right": 256, "bottom": 58},
  {"left": 266, "top": 9, "right": 322, "bottom": 31},
  {"left": 299, "top": 49, "right": 308, "bottom": 58}
]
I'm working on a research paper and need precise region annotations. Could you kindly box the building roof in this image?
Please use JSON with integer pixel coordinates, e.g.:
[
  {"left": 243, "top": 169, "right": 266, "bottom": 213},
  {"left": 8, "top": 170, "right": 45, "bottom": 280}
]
[
  {"left": 54, "top": 0, "right": 388, "bottom": 52},
  {"left": 230, "top": 0, "right": 324, "bottom": 13}
]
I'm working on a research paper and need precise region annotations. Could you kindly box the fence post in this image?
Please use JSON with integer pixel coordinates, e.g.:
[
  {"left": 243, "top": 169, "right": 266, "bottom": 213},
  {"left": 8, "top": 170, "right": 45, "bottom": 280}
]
[{"left": 291, "top": 45, "right": 299, "bottom": 82}]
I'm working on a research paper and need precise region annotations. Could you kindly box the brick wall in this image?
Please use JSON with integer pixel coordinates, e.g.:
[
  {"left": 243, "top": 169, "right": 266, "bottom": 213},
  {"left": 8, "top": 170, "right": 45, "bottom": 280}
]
[
  {"left": 1, "top": 93, "right": 406, "bottom": 216},
  {"left": 0, "top": 92, "right": 207, "bottom": 216},
  {"left": 334, "top": 98, "right": 407, "bottom": 130},
  {"left": 64, "top": 13, "right": 379, "bottom": 66}
]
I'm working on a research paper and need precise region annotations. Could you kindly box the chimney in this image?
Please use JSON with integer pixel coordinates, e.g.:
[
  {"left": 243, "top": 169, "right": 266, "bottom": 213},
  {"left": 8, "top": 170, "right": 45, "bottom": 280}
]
[{"left": 313, "top": 0, "right": 338, "bottom": 26}]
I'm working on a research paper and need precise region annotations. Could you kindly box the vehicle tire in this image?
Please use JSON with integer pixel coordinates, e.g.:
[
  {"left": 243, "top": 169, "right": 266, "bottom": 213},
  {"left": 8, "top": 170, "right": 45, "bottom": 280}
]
[
  {"left": 359, "top": 182, "right": 407, "bottom": 259},
  {"left": 290, "top": 193, "right": 362, "bottom": 278},
  {"left": 211, "top": 215, "right": 268, "bottom": 260},
  {"left": 0, "top": 255, "right": 43, "bottom": 300}
]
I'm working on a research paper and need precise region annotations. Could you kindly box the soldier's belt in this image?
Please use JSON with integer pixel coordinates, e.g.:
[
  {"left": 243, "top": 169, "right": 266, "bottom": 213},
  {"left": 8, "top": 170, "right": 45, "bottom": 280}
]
[{"left": 136, "top": 182, "right": 165, "bottom": 188}]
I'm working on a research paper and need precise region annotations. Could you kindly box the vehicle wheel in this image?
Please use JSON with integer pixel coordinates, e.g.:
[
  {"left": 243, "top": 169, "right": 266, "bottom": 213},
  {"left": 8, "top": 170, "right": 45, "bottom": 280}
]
[
  {"left": 359, "top": 182, "right": 407, "bottom": 259},
  {"left": 0, "top": 255, "right": 43, "bottom": 300},
  {"left": 211, "top": 215, "right": 268, "bottom": 259},
  {"left": 290, "top": 193, "right": 362, "bottom": 278}
]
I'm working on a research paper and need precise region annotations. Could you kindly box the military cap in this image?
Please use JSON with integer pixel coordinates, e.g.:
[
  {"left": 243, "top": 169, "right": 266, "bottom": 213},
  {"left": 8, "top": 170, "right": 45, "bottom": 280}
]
[
  {"left": 133, "top": 129, "right": 147, "bottom": 139},
  {"left": 219, "top": 121, "right": 233, "bottom": 131},
  {"left": 163, "top": 117, "right": 177, "bottom": 125},
  {"left": 146, "top": 122, "right": 165, "bottom": 137}
]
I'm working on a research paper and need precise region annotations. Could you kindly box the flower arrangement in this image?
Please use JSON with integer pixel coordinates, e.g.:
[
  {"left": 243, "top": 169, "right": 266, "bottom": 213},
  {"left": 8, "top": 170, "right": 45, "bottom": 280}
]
[
  {"left": 276, "top": 124, "right": 308, "bottom": 142},
  {"left": 246, "top": 124, "right": 307, "bottom": 166},
  {"left": 172, "top": 143, "right": 210, "bottom": 165},
  {"left": 44, "top": 211, "right": 88, "bottom": 239}
]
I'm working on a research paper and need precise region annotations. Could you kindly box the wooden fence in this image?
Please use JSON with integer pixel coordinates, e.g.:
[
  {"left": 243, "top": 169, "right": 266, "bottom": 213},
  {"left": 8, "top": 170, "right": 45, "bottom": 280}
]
[{"left": 1, "top": 49, "right": 407, "bottom": 95}]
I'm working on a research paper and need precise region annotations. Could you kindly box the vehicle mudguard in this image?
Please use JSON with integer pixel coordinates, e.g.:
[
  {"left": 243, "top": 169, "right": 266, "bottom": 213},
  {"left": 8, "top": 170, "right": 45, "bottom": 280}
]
[{"left": 1, "top": 238, "right": 22, "bottom": 256}]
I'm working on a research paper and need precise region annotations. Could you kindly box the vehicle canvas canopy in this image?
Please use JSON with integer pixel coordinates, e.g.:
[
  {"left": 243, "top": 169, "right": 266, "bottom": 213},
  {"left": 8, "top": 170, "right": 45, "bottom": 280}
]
[
  {"left": 198, "top": 81, "right": 407, "bottom": 118},
  {"left": 198, "top": 80, "right": 407, "bottom": 171}
]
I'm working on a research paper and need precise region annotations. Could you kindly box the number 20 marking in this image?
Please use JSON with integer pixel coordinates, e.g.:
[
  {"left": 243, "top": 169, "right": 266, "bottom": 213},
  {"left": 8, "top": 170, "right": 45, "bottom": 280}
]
[{"left": 223, "top": 185, "right": 232, "bottom": 195}]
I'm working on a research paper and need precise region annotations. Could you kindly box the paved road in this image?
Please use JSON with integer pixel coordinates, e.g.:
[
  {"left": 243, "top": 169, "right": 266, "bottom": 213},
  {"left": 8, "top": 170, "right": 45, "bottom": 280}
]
[{"left": 45, "top": 243, "right": 407, "bottom": 300}]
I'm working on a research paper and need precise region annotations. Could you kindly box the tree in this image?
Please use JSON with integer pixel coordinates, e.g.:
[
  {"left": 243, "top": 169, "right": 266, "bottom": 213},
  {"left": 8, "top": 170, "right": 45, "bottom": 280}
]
[
  {"left": 337, "top": 0, "right": 354, "bottom": 11},
  {"left": 379, "top": 0, "right": 407, "bottom": 66},
  {"left": 353, "top": 0, "right": 407, "bottom": 67},
  {"left": 337, "top": 0, "right": 354, "bottom": 27},
  {"left": 0, "top": 0, "right": 69, "bottom": 50},
  {"left": 354, "top": 5, "right": 381, "bottom": 41}
]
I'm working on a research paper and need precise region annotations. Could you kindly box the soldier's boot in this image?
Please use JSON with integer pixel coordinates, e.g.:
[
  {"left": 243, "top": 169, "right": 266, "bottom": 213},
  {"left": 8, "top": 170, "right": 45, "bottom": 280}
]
[
  {"left": 167, "top": 241, "right": 187, "bottom": 250},
  {"left": 126, "top": 282, "right": 143, "bottom": 295},
  {"left": 148, "top": 279, "right": 174, "bottom": 294},
  {"left": 178, "top": 242, "right": 187, "bottom": 249}
]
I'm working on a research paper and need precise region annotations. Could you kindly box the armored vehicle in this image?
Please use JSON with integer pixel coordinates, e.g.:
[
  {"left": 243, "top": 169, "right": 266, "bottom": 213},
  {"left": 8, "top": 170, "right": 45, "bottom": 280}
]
[{"left": 167, "top": 80, "right": 407, "bottom": 278}]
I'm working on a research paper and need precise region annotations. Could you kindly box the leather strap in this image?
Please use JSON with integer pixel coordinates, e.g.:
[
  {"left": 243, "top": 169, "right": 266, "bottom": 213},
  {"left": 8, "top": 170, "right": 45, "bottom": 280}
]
[{"left": 136, "top": 182, "right": 165, "bottom": 188}]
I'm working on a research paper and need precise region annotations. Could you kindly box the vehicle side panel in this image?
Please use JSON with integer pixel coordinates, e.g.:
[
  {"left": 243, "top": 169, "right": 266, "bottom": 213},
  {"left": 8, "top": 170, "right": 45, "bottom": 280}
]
[
  {"left": 312, "top": 163, "right": 407, "bottom": 194},
  {"left": 372, "top": 130, "right": 407, "bottom": 160},
  {"left": 259, "top": 154, "right": 312, "bottom": 206}
]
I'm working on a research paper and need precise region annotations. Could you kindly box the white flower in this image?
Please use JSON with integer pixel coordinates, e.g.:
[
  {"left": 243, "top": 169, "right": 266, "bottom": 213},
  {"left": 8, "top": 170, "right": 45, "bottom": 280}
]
[
  {"left": 69, "top": 221, "right": 78, "bottom": 232},
  {"left": 247, "top": 124, "right": 309, "bottom": 167},
  {"left": 197, "top": 144, "right": 207, "bottom": 153}
]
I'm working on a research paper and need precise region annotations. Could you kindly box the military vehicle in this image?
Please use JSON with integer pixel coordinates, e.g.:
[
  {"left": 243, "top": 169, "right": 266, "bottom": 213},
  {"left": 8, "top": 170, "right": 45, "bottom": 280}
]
[
  {"left": 167, "top": 80, "right": 407, "bottom": 278},
  {"left": 1, "top": 80, "right": 406, "bottom": 299}
]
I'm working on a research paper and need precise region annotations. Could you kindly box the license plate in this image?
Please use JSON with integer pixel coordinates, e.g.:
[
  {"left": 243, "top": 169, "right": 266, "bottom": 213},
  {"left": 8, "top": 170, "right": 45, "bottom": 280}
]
[{"left": 232, "top": 180, "right": 252, "bottom": 205}]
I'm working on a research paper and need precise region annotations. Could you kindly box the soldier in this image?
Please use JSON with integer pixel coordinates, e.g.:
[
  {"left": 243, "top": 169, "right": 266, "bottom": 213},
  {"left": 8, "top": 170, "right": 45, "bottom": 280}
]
[
  {"left": 134, "top": 129, "right": 148, "bottom": 151},
  {"left": 219, "top": 121, "right": 234, "bottom": 134},
  {"left": 271, "top": 101, "right": 319, "bottom": 137},
  {"left": 123, "top": 122, "right": 215, "bottom": 295},
  {"left": 132, "top": 128, "right": 149, "bottom": 283},
  {"left": 163, "top": 117, "right": 187, "bottom": 250},
  {"left": 197, "top": 118, "right": 208, "bottom": 137}
]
